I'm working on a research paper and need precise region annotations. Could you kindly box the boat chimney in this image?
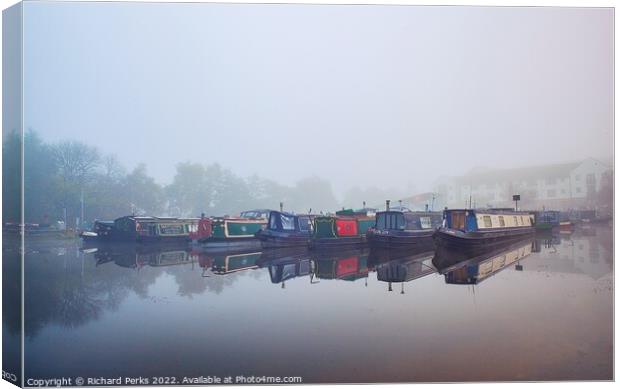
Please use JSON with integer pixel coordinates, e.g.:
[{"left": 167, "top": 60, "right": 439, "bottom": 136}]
[
  {"left": 386, "top": 200, "right": 390, "bottom": 211},
  {"left": 363, "top": 201, "right": 366, "bottom": 209},
  {"left": 425, "top": 204, "right": 429, "bottom": 212},
  {"left": 279, "top": 202, "right": 283, "bottom": 212}
]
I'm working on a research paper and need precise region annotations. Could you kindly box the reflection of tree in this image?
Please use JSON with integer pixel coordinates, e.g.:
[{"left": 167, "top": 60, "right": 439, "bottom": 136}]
[{"left": 24, "top": 242, "right": 160, "bottom": 338}]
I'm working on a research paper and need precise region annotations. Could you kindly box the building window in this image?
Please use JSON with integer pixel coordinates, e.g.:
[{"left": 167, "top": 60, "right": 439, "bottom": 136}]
[
  {"left": 545, "top": 177, "right": 556, "bottom": 185},
  {"left": 575, "top": 174, "right": 581, "bottom": 181},
  {"left": 561, "top": 189, "right": 566, "bottom": 194},
  {"left": 576, "top": 187, "right": 582, "bottom": 193},
  {"left": 498, "top": 216, "right": 505, "bottom": 227},
  {"left": 547, "top": 189, "right": 556, "bottom": 198},
  {"left": 483, "top": 215, "right": 492, "bottom": 228}
]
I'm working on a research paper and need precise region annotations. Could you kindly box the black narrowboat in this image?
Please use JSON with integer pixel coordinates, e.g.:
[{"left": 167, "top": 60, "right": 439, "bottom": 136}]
[
  {"left": 255, "top": 211, "right": 314, "bottom": 249},
  {"left": 80, "top": 216, "right": 199, "bottom": 243},
  {"left": 433, "top": 209, "right": 535, "bottom": 253},
  {"left": 366, "top": 210, "right": 443, "bottom": 249}
]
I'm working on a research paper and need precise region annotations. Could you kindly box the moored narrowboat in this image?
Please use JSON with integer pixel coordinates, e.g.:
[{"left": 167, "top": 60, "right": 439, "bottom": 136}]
[
  {"left": 309, "top": 213, "right": 374, "bottom": 250},
  {"left": 366, "top": 210, "right": 443, "bottom": 249},
  {"left": 255, "top": 211, "right": 314, "bottom": 248},
  {"left": 433, "top": 209, "right": 535, "bottom": 253},
  {"left": 80, "top": 216, "right": 199, "bottom": 243},
  {"left": 533, "top": 210, "right": 560, "bottom": 230},
  {"left": 192, "top": 213, "right": 268, "bottom": 252}
]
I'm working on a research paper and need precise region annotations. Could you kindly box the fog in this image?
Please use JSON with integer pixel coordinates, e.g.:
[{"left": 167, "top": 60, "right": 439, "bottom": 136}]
[{"left": 22, "top": 3, "right": 613, "bottom": 200}]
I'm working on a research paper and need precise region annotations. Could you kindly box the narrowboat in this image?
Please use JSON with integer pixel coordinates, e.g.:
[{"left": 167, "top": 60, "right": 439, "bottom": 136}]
[
  {"left": 80, "top": 216, "right": 199, "bottom": 243},
  {"left": 192, "top": 213, "right": 268, "bottom": 252},
  {"left": 433, "top": 238, "right": 534, "bottom": 285},
  {"left": 366, "top": 210, "right": 443, "bottom": 249},
  {"left": 558, "top": 212, "right": 574, "bottom": 232},
  {"left": 255, "top": 211, "right": 314, "bottom": 249},
  {"left": 533, "top": 210, "right": 560, "bottom": 230},
  {"left": 308, "top": 213, "right": 374, "bottom": 250},
  {"left": 433, "top": 209, "right": 535, "bottom": 253}
]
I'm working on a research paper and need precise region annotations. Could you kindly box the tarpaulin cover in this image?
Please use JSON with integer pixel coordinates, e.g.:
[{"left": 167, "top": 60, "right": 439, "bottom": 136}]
[
  {"left": 191, "top": 218, "right": 212, "bottom": 240},
  {"left": 336, "top": 219, "right": 358, "bottom": 236}
]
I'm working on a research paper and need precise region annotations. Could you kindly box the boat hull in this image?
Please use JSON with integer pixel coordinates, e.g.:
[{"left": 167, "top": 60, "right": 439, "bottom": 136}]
[
  {"left": 255, "top": 230, "right": 310, "bottom": 249},
  {"left": 433, "top": 226, "right": 535, "bottom": 255},
  {"left": 309, "top": 235, "right": 367, "bottom": 250},
  {"left": 199, "top": 237, "right": 262, "bottom": 253},
  {"left": 366, "top": 229, "right": 435, "bottom": 249}
]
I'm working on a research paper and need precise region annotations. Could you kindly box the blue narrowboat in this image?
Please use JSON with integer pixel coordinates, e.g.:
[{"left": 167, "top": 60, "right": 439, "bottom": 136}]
[
  {"left": 255, "top": 211, "right": 314, "bottom": 249},
  {"left": 366, "top": 210, "right": 443, "bottom": 249},
  {"left": 433, "top": 209, "right": 535, "bottom": 252}
]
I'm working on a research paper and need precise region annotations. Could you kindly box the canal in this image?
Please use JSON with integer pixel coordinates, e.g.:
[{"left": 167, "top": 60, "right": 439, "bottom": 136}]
[{"left": 7, "top": 224, "right": 613, "bottom": 383}]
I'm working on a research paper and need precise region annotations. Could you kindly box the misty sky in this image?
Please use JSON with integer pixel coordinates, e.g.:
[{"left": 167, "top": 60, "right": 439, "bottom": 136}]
[{"left": 22, "top": 3, "right": 613, "bottom": 198}]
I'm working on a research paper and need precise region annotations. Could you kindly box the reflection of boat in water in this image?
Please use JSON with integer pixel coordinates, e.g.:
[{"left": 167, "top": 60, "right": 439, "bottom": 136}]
[
  {"left": 373, "top": 249, "right": 435, "bottom": 284},
  {"left": 255, "top": 248, "right": 314, "bottom": 285},
  {"left": 209, "top": 251, "right": 262, "bottom": 275},
  {"left": 434, "top": 209, "right": 535, "bottom": 254},
  {"left": 312, "top": 248, "right": 370, "bottom": 281},
  {"left": 89, "top": 243, "right": 195, "bottom": 268},
  {"left": 433, "top": 239, "right": 534, "bottom": 285}
]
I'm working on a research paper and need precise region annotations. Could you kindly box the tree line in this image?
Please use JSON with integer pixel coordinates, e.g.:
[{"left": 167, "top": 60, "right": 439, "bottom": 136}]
[{"left": 4, "top": 129, "right": 388, "bottom": 227}]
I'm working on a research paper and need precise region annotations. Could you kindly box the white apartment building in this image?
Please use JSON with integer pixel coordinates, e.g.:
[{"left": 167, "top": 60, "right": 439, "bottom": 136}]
[{"left": 433, "top": 158, "right": 611, "bottom": 211}]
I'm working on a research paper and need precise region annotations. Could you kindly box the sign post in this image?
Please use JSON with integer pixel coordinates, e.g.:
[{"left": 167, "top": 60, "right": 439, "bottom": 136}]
[{"left": 513, "top": 194, "right": 521, "bottom": 211}]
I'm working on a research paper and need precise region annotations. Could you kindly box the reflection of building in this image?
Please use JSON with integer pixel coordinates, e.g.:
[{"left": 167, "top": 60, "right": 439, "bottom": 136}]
[
  {"left": 433, "top": 158, "right": 611, "bottom": 211},
  {"left": 528, "top": 229, "right": 612, "bottom": 280}
]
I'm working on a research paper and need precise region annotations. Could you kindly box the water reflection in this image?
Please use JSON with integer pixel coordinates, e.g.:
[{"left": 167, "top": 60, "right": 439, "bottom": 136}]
[
  {"left": 433, "top": 239, "right": 534, "bottom": 285},
  {"left": 19, "top": 224, "right": 612, "bottom": 382}
]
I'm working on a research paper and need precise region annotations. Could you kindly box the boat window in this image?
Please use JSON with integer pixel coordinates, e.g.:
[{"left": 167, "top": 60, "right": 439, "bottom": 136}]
[
  {"left": 420, "top": 216, "right": 432, "bottom": 229},
  {"left": 499, "top": 216, "right": 505, "bottom": 227},
  {"left": 281, "top": 214, "right": 295, "bottom": 231},
  {"left": 298, "top": 217, "right": 311, "bottom": 232},
  {"left": 269, "top": 213, "right": 279, "bottom": 230},
  {"left": 520, "top": 216, "right": 524, "bottom": 225},
  {"left": 376, "top": 212, "right": 405, "bottom": 230},
  {"left": 513, "top": 216, "right": 518, "bottom": 226},
  {"left": 483, "top": 215, "right": 492, "bottom": 228}
]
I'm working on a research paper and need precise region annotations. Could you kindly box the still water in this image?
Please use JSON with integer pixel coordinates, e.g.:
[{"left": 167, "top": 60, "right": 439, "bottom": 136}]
[{"left": 10, "top": 225, "right": 613, "bottom": 383}]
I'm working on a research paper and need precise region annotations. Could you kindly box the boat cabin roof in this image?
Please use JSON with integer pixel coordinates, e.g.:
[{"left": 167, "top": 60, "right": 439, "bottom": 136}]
[
  {"left": 445, "top": 209, "right": 532, "bottom": 216},
  {"left": 115, "top": 216, "right": 199, "bottom": 223}
]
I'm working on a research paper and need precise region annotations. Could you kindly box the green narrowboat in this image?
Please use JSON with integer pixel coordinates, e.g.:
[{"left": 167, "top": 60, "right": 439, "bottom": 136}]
[{"left": 193, "top": 212, "right": 268, "bottom": 252}]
